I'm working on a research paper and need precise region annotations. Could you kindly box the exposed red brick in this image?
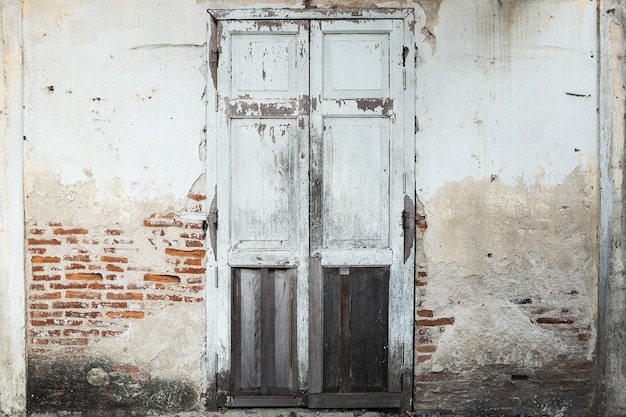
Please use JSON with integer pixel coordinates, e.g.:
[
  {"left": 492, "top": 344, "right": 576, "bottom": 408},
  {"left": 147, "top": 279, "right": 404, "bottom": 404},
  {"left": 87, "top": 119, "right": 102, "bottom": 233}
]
[
  {"left": 106, "top": 311, "right": 145, "bottom": 319},
  {"left": 175, "top": 267, "right": 205, "bottom": 274},
  {"left": 418, "top": 310, "right": 434, "bottom": 317},
  {"left": 112, "top": 365, "right": 140, "bottom": 373},
  {"left": 105, "top": 229, "right": 123, "bottom": 235},
  {"left": 63, "top": 329, "right": 99, "bottom": 337},
  {"left": 50, "top": 283, "right": 88, "bottom": 290},
  {"left": 29, "top": 228, "right": 46, "bottom": 235},
  {"left": 47, "top": 222, "right": 62, "bottom": 227},
  {"left": 184, "top": 296, "right": 204, "bottom": 303},
  {"left": 106, "top": 264, "right": 124, "bottom": 272},
  {"left": 30, "top": 284, "right": 46, "bottom": 291},
  {"left": 187, "top": 277, "right": 203, "bottom": 284},
  {"left": 417, "top": 317, "right": 455, "bottom": 326},
  {"left": 65, "top": 263, "right": 86, "bottom": 270},
  {"left": 185, "top": 240, "right": 204, "bottom": 248},
  {"left": 65, "top": 311, "right": 101, "bottom": 319},
  {"left": 33, "top": 274, "right": 61, "bottom": 281},
  {"left": 92, "top": 301, "right": 128, "bottom": 309},
  {"left": 147, "top": 294, "right": 182, "bottom": 302},
  {"left": 29, "top": 292, "right": 61, "bottom": 300},
  {"left": 417, "top": 355, "right": 432, "bottom": 363},
  {"left": 52, "top": 301, "right": 89, "bottom": 309},
  {"left": 88, "top": 264, "right": 102, "bottom": 271},
  {"left": 32, "top": 256, "right": 61, "bottom": 263},
  {"left": 30, "top": 311, "right": 63, "bottom": 318},
  {"left": 66, "top": 273, "right": 103, "bottom": 281},
  {"left": 180, "top": 232, "right": 205, "bottom": 240},
  {"left": 88, "top": 283, "right": 124, "bottom": 290},
  {"left": 102, "top": 330, "right": 125, "bottom": 337},
  {"left": 184, "top": 223, "right": 203, "bottom": 230},
  {"left": 184, "top": 259, "right": 203, "bottom": 266},
  {"left": 63, "top": 255, "right": 91, "bottom": 262},
  {"left": 165, "top": 248, "right": 205, "bottom": 258},
  {"left": 536, "top": 317, "right": 574, "bottom": 325},
  {"left": 143, "top": 218, "right": 183, "bottom": 228},
  {"left": 144, "top": 274, "right": 180, "bottom": 283},
  {"left": 417, "top": 345, "right": 437, "bottom": 353},
  {"left": 51, "top": 338, "right": 89, "bottom": 345},
  {"left": 53, "top": 228, "right": 89, "bottom": 235},
  {"left": 418, "top": 271, "right": 428, "bottom": 277},
  {"left": 66, "top": 291, "right": 102, "bottom": 300},
  {"left": 101, "top": 255, "right": 129, "bottom": 263},
  {"left": 29, "top": 248, "right": 46, "bottom": 254},
  {"left": 30, "top": 303, "right": 49, "bottom": 310},
  {"left": 66, "top": 237, "right": 79, "bottom": 244},
  {"left": 187, "top": 193, "right": 206, "bottom": 201},
  {"left": 107, "top": 292, "right": 143, "bottom": 300},
  {"left": 28, "top": 238, "right": 61, "bottom": 245}
]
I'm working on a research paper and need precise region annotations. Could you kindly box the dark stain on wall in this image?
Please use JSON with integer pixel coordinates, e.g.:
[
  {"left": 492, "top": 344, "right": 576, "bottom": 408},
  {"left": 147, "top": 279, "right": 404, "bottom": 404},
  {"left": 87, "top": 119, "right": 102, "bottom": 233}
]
[{"left": 27, "top": 357, "right": 199, "bottom": 415}]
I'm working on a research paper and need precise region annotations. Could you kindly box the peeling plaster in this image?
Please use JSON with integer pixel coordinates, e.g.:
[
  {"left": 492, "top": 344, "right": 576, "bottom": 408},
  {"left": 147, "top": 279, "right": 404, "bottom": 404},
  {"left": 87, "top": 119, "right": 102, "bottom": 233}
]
[
  {"left": 414, "top": 0, "right": 443, "bottom": 54},
  {"left": 420, "top": 167, "right": 598, "bottom": 372}
]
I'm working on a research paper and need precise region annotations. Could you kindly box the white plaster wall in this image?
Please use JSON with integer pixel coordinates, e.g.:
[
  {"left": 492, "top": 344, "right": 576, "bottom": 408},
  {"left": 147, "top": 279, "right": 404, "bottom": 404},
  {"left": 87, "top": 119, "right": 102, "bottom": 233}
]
[
  {"left": 415, "top": 0, "right": 598, "bottom": 199},
  {"left": 0, "top": 0, "right": 26, "bottom": 415},
  {"left": 23, "top": 0, "right": 209, "bottom": 225}
]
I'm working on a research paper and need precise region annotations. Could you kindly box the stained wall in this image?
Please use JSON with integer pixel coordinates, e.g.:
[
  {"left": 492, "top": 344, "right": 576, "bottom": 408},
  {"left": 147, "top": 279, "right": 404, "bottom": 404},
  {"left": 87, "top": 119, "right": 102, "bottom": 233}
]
[{"left": 0, "top": 0, "right": 615, "bottom": 416}]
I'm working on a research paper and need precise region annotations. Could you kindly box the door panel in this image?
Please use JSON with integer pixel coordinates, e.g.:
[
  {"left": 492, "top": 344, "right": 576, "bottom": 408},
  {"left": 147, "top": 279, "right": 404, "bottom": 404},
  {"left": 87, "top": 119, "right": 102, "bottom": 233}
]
[
  {"left": 212, "top": 15, "right": 414, "bottom": 409},
  {"left": 232, "top": 268, "right": 297, "bottom": 394}
]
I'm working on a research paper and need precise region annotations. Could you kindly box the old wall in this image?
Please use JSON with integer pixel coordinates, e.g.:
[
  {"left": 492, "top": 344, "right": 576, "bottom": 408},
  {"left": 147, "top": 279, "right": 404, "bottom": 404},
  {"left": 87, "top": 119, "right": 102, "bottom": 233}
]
[
  {"left": 413, "top": 1, "right": 599, "bottom": 415},
  {"left": 0, "top": 0, "right": 26, "bottom": 416},
  {"left": 0, "top": 0, "right": 609, "bottom": 416},
  {"left": 21, "top": 0, "right": 210, "bottom": 413}
]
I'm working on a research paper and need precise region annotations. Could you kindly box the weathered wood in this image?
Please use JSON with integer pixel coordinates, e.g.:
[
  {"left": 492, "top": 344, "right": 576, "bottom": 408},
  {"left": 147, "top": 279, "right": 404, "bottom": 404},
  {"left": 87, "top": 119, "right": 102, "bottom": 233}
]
[
  {"left": 350, "top": 268, "right": 389, "bottom": 392},
  {"left": 261, "top": 268, "right": 273, "bottom": 395},
  {"left": 238, "top": 268, "right": 261, "bottom": 390},
  {"left": 308, "top": 257, "right": 323, "bottom": 394},
  {"left": 322, "top": 269, "right": 342, "bottom": 392},
  {"left": 273, "top": 269, "right": 294, "bottom": 390},
  {"left": 308, "top": 393, "right": 402, "bottom": 409}
]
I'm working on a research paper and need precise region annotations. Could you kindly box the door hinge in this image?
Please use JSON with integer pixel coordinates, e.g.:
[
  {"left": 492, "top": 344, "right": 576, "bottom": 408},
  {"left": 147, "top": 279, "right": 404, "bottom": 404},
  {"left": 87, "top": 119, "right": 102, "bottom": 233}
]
[
  {"left": 208, "top": 189, "right": 218, "bottom": 260},
  {"left": 214, "top": 267, "right": 219, "bottom": 288},
  {"left": 402, "top": 46, "right": 409, "bottom": 91},
  {"left": 402, "top": 195, "right": 416, "bottom": 263}
]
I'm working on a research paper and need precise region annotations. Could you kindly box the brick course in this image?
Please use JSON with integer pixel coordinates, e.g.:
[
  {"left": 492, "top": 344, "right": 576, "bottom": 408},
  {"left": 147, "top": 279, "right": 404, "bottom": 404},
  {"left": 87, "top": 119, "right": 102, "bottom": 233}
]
[{"left": 26, "top": 212, "right": 206, "bottom": 350}]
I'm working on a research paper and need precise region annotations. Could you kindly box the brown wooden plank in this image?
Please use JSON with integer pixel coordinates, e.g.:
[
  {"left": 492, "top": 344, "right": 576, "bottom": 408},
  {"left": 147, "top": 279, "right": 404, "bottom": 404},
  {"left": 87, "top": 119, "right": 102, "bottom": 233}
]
[
  {"left": 231, "top": 268, "right": 242, "bottom": 392},
  {"left": 340, "top": 271, "right": 351, "bottom": 392},
  {"left": 273, "top": 269, "right": 293, "bottom": 390},
  {"left": 239, "top": 268, "right": 261, "bottom": 390},
  {"left": 260, "top": 268, "right": 273, "bottom": 395},
  {"left": 308, "top": 392, "right": 402, "bottom": 409},
  {"left": 350, "top": 267, "right": 389, "bottom": 392},
  {"left": 322, "top": 268, "right": 342, "bottom": 392},
  {"left": 308, "top": 257, "right": 323, "bottom": 394}
]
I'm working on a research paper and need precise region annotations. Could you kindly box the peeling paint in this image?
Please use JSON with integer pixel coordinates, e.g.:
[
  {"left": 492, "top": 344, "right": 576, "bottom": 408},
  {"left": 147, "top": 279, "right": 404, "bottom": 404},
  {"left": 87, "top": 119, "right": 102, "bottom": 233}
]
[{"left": 414, "top": 0, "right": 443, "bottom": 54}]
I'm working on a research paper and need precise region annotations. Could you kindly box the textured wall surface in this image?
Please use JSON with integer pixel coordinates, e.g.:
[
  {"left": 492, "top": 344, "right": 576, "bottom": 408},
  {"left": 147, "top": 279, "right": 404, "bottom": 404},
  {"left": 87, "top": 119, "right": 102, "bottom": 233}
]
[{"left": 0, "top": 0, "right": 613, "bottom": 416}]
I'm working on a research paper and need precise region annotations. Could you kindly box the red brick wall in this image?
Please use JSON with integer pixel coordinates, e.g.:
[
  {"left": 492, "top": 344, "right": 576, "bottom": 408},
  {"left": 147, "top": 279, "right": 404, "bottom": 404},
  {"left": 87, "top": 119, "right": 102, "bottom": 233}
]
[
  {"left": 27, "top": 213, "right": 206, "bottom": 351},
  {"left": 26, "top": 211, "right": 207, "bottom": 413}
]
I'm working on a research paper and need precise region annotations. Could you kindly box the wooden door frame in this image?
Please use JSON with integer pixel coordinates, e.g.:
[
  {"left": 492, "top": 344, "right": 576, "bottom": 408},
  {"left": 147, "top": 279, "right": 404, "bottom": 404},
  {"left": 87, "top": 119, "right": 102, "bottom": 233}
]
[{"left": 205, "top": 9, "right": 416, "bottom": 411}]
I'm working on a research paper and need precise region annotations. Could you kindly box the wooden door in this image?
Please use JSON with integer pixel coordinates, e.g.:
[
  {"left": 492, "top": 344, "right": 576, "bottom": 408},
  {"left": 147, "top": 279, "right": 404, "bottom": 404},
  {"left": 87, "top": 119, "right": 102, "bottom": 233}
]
[
  {"left": 307, "top": 19, "right": 414, "bottom": 409},
  {"left": 210, "top": 13, "right": 414, "bottom": 410},
  {"left": 215, "top": 19, "right": 310, "bottom": 407}
]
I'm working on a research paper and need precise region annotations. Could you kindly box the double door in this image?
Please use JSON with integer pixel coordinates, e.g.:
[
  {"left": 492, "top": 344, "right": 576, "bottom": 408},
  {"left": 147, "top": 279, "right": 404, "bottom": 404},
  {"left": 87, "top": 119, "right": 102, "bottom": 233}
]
[{"left": 208, "top": 12, "right": 415, "bottom": 410}]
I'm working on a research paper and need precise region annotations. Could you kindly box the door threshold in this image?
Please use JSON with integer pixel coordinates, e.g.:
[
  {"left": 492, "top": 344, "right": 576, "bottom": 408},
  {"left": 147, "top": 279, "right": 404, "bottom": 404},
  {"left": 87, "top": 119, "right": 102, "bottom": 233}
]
[
  {"left": 227, "top": 395, "right": 303, "bottom": 408},
  {"left": 308, "top": 393, "right": 401, "bottom": 409}
]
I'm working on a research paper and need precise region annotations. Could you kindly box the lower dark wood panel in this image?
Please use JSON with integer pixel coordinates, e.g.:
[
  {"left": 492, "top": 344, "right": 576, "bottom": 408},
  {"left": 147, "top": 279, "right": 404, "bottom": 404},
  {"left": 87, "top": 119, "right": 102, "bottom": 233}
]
[
  {"left": 308, "top": 393, "right": 402, "bottom": 409},
  {"left": 227, "top": 395, "right": 303, "bottom": 408}
]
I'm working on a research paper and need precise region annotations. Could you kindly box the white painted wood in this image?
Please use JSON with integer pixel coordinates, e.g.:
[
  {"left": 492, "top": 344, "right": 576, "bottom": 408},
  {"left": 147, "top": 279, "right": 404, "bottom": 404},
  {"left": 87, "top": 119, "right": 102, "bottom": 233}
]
[
  {"left": 310, "top": 18, "right": 410, "bottom": 394},
  {"left": 215, "top": 19, "right": 310, "bottom": 397},
  {"left": 209, "top": 9, "right": 413, "bottom": 21},
  {"left": 211, "top": 14, "right": 414, "bottom": 401},
  {"left": 0, "top": 1, "right": 26, "bottom": 414}
]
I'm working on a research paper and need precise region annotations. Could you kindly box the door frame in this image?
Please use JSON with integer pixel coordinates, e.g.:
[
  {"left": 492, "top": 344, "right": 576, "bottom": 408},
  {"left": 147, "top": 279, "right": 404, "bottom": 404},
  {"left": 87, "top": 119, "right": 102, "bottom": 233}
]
[{"left": 205, "top": 8, "right": 416, "bottom": 410}]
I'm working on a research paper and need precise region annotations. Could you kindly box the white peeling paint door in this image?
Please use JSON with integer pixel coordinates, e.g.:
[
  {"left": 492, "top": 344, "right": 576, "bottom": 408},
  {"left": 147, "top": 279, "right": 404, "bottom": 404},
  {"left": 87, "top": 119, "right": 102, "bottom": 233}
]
[{"left": 209, "top": 14, "right": 414, "bottom": 409}]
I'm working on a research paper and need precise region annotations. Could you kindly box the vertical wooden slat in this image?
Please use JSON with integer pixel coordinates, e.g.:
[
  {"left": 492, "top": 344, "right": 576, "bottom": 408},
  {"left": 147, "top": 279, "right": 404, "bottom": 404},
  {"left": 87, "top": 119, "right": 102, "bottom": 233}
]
[
  {"left": 239, "top": 268, "right": 261, "bottom": 389},
  {"left": 260, "top": 268, "right": 274, "bottom": 395},
  {"left": 340, "top": 271, "right": 351, "bottom": 393},
  {"left": 322, "top": 268, "right": 342, "bottom": 392},
  {"left": 231, "top": 269, "right": 242, "bottom": 392},
  {"left": 274, "top": 269, "right": 293, "bottom": 389},
  {"left": 350, "top": 268, "right": 389, "bottom": 392},
  {"left": 309, "top": 257, "right": 323, "bottom": 394}
]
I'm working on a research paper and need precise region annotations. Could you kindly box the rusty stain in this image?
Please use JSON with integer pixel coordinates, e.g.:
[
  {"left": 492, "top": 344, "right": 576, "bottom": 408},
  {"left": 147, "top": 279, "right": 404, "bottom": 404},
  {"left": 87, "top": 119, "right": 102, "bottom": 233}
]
[
  {"left": 356, "top": 98, "right": 394, "bottom": 116},
  {"left": 415, "top": 0, "right": 443, "bottom": 55}
]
